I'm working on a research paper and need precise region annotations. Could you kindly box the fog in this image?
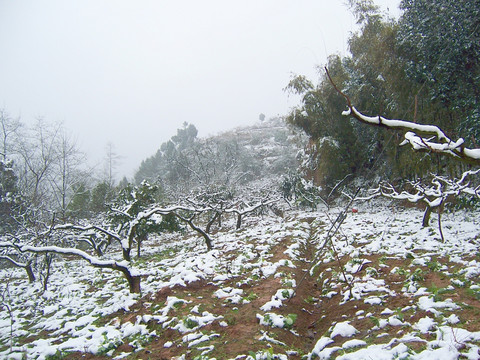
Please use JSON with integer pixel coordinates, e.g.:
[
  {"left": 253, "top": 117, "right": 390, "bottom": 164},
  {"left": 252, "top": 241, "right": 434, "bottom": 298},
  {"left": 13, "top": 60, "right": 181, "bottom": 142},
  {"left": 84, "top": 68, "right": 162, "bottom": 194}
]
[{"left": 0, "top": 0, "right": 400, "bottom": 180}]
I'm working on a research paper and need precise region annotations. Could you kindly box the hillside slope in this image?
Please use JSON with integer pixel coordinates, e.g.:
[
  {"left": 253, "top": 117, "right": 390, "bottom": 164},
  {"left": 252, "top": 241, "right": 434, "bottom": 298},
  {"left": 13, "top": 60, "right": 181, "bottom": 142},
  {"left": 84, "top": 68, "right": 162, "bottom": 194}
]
[{"left": 133, "top": 118, "right": 302, "bottom": 191}]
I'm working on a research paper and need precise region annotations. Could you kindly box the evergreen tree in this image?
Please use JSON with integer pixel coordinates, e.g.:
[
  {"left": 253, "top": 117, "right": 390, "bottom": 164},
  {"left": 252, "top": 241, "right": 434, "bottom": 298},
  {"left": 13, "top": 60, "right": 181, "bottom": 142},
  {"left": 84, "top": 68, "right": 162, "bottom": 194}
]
[
  {"left": 89, "top": 181, "right": 114, "bottom": 214},
  {"left": 0, "top": 160, "right": 23, "bottom": 233},
  {"left": 398, "top": 0, "right": 480, "bottom": 141},
  {"left": 109, "top": 181, "right": 180, "bottom": 257},
  {"left": 66, "top": 183, "right": 91, "bottom": 220}
]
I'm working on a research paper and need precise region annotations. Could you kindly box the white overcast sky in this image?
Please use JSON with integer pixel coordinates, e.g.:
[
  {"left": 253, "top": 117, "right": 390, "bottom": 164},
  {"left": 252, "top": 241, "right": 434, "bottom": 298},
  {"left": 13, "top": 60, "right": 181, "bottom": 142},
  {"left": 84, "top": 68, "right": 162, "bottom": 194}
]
[{"left": 0, "top": 0, "right": 400, "bottom": 181}]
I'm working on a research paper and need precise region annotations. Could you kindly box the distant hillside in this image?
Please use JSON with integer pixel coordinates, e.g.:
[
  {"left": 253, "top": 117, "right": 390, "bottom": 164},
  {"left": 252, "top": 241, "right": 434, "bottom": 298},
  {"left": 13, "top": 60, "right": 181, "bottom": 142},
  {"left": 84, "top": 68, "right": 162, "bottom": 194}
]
[{"left": 134, "top": 117, "right": 303, "bottom": 194}]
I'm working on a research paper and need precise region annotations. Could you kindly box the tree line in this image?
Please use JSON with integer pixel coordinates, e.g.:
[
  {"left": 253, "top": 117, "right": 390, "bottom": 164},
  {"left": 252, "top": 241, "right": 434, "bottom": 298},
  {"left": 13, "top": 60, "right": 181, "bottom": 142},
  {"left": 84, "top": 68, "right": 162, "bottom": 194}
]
[{"left": 285, "top": 0, "right": 479, "bottom": 190}]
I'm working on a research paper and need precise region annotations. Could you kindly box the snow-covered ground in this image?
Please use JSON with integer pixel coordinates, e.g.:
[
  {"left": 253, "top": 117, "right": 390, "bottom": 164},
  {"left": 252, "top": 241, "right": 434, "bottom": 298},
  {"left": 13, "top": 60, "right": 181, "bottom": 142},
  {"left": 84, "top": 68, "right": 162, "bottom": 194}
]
[{"left": 1, "top": 200, "right": 479, "bottom": 359}]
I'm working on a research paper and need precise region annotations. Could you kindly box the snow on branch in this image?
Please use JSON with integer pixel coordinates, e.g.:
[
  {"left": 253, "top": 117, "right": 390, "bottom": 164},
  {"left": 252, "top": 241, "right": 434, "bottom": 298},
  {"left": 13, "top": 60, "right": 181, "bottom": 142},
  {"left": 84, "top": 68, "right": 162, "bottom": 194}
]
[
  {"left": 357, "top": 168, "right": 480, "bottom": 232},
  {"left": 55, "top": 223, "right": 122, "bottom": 242},
  {"left": 0, "top": 254, "right": 28, "bottom": 269},
  {"left": 325, "top": 67, "right": 480, "bottom": 165},
  {"left": 0, "top": 241, "right": 141, "bottom": 293},
  {"left": 368, "top": 169, "right": 479, "bottom": 205}
]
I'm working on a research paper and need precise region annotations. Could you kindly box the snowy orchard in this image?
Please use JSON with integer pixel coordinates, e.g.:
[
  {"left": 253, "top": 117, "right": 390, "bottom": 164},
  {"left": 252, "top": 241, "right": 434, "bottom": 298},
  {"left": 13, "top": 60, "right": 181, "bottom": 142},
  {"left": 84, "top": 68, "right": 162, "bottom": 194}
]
[{"left": 0, "top": 199, "right": 479, "bottom": 359}]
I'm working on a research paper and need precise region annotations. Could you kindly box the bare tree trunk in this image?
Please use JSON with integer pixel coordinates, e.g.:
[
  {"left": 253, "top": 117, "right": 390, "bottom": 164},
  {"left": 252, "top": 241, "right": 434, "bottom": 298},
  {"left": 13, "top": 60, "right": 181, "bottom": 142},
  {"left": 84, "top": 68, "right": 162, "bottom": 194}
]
[
  {"left": 236, "top": 213, "right": 242, "bottom": 230},
  {"left": 422, "top": 205, "right": 433, "bottom": 227},
  {"left": 123, "top": 271, "right": 141, "bottom": 294},
  {"left": 438, "top": 201, "right": 445, "bottom": 242},
  {"left": 94, "top": 245, "right": 103, "bottom": 257},
  {"left": 10, "top": 245, "right": 141, "bottom": 293},
  {"left": 25, "top": 263, "right": 35, "bottom": 283},
  {"left": 42, "top": 254, "right": 54, "bottom": 291},
  {"left": 136, "top": 235, "right": 147, "bottom": 258},
  {"left": 1, "top": 257, "right": 36, "bottom": 283},
  {"left": 206, "top": 212, "right": 219, "bottom": 234},
  {"left": 175, "top": 213, "right": 213, "bottom": 251},
  {"left": 122, "top": 247, "right": 131, "bottom": 262}
]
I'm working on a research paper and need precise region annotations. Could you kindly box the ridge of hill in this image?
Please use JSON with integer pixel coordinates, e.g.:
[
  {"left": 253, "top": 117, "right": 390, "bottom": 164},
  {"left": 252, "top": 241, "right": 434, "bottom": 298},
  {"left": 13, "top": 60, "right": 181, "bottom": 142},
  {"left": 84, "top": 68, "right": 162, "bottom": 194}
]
[{"left": 133, "top": 118, "right": 303, "bottom": 190}]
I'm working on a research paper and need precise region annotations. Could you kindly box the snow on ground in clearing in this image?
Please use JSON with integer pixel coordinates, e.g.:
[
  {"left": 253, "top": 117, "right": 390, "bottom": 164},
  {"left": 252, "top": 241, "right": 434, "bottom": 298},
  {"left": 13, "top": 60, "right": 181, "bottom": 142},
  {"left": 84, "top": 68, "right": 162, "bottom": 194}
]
[{"left": 0, "top": 200, "right": 479, "bottom": 359}]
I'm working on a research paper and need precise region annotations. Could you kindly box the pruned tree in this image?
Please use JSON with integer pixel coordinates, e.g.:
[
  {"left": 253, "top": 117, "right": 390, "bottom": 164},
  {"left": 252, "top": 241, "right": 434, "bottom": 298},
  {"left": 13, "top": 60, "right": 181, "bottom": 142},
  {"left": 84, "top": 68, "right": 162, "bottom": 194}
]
[
  {"left": 1, "top": 206, "right": 167, "bottom": 294},
  {"left": 0, "top": 251, "right": 35, "bottom": 283},
  {"left": 108, "top": 181, "right": 180, "bottom": 258},
  {"left": 173, "top": 210, "right": 213, "bottom": 251},
  {"left": 225, "top": 198, "right": 279, "bottom": 230},
  {"left": 0, "top": 241, "right": 141, "bottom": 294},
  {"left": 354, "top": 169, "right": 480, "bottom": 241},
  {"left": 327, "top": 67, "right": 479, "bottom": 241}
]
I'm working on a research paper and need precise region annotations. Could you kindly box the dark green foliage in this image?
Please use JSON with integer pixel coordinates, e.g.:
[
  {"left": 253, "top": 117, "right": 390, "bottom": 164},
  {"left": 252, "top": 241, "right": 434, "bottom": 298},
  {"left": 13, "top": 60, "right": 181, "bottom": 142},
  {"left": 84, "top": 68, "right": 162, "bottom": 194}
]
[
  {"left": 89, "top": 181, "right": 115, "bottom": 214},
  {"left": 157, "top": 212, "right": 181, "bottom": 232},
  {"left": 134, "top": 122, "right": 199, "bottom": 187},
  {"left": 109, "top": 181, "right": 181, "bottom": 257},
  {"left": 0, "top": 160, "right": 23, "bottom": 233},
  {"left": 286, "top": 0, "right": 479, "bottom": 186},
  {"left": 399, "top": 0, "right": 480, "bottom": 141},
  {"left": 66, "top": 183, "right": 91, "bottom": 220},
  {"left": 285, "top": 55, "right": 364, "bottom": 188}
]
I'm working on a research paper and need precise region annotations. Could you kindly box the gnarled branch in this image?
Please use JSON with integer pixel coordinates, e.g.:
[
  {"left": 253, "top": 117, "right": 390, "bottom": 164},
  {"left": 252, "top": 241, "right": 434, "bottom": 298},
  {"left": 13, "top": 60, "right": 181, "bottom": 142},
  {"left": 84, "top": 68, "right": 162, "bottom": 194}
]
[{"left": 325, "top": 67, "right": 480, "bottom": 165}]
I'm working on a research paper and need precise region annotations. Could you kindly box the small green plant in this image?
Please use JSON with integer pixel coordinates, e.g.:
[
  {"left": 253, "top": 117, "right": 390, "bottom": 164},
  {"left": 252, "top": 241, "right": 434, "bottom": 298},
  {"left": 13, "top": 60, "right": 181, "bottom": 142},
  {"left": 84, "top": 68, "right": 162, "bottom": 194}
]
[
  {"left": 427, "top": 259, "right": 442, "bottom": 271},
  {"left": 97, "top": 334, "right": 122, "bottom": 356},
  {"left": 261, "top": 313, "right": 297, "bottom": 329},
  {"left": 184, "top": 317, "right": 199, "bottom": 329},
  {"left": 281, "top": 289, "right": 292, "bottom": 299},
  {"left": 350, "top": 258, "right": 364, "bottom": 265},
  {"left": 411, "top": 268, "right": 424, "bottom": 282},
  {"left": 249, "top": 347, "right": 274, "bottom": 360},
  {"left": 46, "top": 350, "right": 72, "bottom": 360},
  {"left": 129, "top": 332, "right": 154, "bottom": 350},
  {"left": 244, "top": 292, "right": 259, "bottom": 302},
  {"left": 465, "top": 288, "right": 480, "bottom": 300},
  {"left": 366, "top": 267, "right": 379, "bottom": 277},
  {"left": 394, "top": 308, "right": 405, "bottom": 322},
  {"left": 428, "top": 283, "right": 442, "bottom": 301},
  {"left": 225, "top": 313, "right": 237, "bottom": 326},
  {"left": 284, "top": 313, "right": 297, "bottom": 329},
  {"left": 370, "top": 316, "right": 380, "bottom": 327},
  {"left": 173, "top": 300, "right": 185, "bottom": 309},
  {"left": 394, "top": 267, "right": 408, "bottom": 277}
]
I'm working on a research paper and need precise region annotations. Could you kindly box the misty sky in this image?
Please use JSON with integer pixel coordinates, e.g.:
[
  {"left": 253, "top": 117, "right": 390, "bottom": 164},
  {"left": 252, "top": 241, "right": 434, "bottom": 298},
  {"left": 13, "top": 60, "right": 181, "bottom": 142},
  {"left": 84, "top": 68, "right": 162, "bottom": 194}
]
[{"left": 0, "top": 0, "right": 400, "bottom": 181}]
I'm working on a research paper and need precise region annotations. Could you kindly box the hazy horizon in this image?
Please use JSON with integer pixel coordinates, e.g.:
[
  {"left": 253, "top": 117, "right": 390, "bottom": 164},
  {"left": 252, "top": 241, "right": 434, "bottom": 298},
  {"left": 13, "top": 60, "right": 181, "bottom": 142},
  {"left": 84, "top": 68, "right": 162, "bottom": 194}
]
[{"left": 0, "top": 0, "right": 401, "bottom": 181}]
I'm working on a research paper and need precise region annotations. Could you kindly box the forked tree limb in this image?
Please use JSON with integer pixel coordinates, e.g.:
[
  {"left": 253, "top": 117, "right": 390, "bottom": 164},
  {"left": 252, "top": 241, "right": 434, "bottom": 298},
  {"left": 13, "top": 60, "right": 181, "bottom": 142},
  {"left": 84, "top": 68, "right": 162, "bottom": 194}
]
[{"left": 325, "top": 67, "right": 480, "bottom": 165}]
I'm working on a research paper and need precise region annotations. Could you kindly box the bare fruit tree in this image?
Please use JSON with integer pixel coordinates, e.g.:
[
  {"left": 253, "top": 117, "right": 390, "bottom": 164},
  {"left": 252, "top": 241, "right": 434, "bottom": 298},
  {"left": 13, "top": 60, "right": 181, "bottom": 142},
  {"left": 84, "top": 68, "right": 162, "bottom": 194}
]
[{"left": 327, "top": 67, "right": 479, "bottom": 240}]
